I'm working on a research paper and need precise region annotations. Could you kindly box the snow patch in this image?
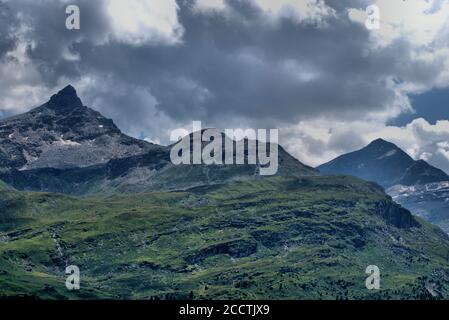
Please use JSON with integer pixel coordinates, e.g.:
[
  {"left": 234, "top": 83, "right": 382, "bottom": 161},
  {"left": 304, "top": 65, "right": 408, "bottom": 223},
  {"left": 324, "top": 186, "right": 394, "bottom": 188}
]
[
  {"left": 377, "top": 149, "right": 397, "bottom": 159},
  {"left": 56, "top": 138, "right": 81, "bottom": 147}
]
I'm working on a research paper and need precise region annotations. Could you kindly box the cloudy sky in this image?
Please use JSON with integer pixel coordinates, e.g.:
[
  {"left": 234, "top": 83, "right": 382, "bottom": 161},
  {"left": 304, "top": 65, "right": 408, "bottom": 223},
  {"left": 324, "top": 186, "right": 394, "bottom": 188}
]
[{"left": 1, "top": 0, "right": 449, "bottom": 172}]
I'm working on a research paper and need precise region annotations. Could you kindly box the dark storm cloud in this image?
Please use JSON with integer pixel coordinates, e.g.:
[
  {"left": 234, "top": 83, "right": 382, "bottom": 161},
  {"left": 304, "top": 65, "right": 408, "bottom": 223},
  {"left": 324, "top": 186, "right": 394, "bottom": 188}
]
[
  {"left": 0, "top": 0, "right": 446, "bottom": 136},
  {"left": 77, "top": 0, "right": 392, "bottom": 123},
  {"left": 3, "top": 0, "right": 111, "bottom": 86},
  {"left": 0, "top": 1, "right": 18, "bottom": 58}
]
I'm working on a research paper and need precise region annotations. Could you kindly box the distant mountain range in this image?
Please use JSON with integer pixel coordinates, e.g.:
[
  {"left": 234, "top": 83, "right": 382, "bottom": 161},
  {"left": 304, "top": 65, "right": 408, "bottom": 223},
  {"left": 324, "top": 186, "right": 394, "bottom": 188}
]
[
  {"left": 318, "top": 138, "right": 449, "bottom": 188},
  {"left": 0, "top": 86, "right": 316, "bottom": 195},
  {"left": 319, "top": 139, "right": 449, "bottom": 233},
  {"left": 2, "top": 86, "right": 449, "bottom": 299}
]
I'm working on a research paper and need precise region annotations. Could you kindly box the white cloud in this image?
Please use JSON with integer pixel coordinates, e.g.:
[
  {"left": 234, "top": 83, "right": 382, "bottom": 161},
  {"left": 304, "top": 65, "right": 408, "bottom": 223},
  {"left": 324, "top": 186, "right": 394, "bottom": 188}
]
[
  {"left": 348, "top": 0, "right": 449, "bottom": 47},
  {"left": 193, "top": 0, "right": 335, "bottom": 25},
  {"left": 1, "top": 0, "right": 449, "bottom": 177},
  {"left": 105, "top": 0, "right": 184, "bottom": 45},
  {"left": 194, "top": 0, "right": 227, "bottom": 12},
  {"left": 282, "top": 117, "right": 449, "bottom": 175},
  {"left": 70, "top": 74, "right": 184, "bottom": 144},
  {"left": 0, "top": 40, "right": 54, "bottom": 113},
  {"left": 347, "top": 0, "right": 449, "bottom": 93},
  {"left": 255, "top": 0, "right": 335, "bottom": 25}
]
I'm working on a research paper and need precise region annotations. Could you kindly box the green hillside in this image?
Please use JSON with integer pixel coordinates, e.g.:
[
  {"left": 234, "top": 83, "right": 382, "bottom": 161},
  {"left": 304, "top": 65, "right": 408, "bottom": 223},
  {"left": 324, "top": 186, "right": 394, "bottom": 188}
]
[{"left": 1, "top": 175, "right": 449, "bottom": 299}]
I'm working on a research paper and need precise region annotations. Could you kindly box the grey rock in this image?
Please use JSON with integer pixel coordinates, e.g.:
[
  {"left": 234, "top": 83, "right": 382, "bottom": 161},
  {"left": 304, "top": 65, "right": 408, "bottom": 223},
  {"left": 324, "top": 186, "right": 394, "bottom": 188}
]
[{"left": 0, "top": 85, "right": 156, "bottom": 170}]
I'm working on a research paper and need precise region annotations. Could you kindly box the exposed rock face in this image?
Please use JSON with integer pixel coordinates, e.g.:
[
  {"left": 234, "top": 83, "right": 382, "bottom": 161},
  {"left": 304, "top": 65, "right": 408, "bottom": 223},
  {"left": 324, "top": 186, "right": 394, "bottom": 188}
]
[
  {"left": 0, "top": 85, "right": 155, "bottom": 170},
  {"left": 0, "top": 141, "right": 317, "bottom": 195},
  {"left": 388, "top": 182, "right": 449, "bottom": 233},
  {"left": 0, "top": 85, "right": 318, "bottom": 195},
  {"left": 373, "top": 200, "right": 420, "bottom": 229}
]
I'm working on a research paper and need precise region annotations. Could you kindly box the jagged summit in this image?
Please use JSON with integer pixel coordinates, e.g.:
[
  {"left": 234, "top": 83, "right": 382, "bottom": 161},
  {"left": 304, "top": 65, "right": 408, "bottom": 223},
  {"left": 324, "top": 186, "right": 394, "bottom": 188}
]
[
  {"left": 47, "top": 85, "right": 83, "bottom": 110},
  {"left": 369, "top": 138, "right": 387, "bottom": 144},
  {"left": 0, "top": 86, "right": 155, "bottom": 170},
  {"left": 0, "top": 85, "right": 318, "bottom": 194},
  {"left": 367, "top": 138, "right": 395, "bottom": 147}
]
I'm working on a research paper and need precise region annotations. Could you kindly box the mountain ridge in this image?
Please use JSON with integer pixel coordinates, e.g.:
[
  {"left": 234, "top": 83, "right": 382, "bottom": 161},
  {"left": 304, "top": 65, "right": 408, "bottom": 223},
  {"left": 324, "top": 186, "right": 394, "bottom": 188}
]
[
  {"left": 318, "top": 138, "right": 449, "bottom": 188},
  {"left": 0, "top": 86, "right": 317, "bottom": 195},
  {"left": 318, "top": 139, "right": 449, "bottom": 233},
  {"left": 3, "top": 87, "right": 449, "bottom": 299},
  {"left": 0, "top": 85, "right": 156, "bottom": 170}
]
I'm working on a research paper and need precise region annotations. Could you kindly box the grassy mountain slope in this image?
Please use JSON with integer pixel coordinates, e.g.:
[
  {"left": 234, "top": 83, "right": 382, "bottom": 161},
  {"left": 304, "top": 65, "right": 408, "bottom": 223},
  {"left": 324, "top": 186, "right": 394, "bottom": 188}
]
[
  {"left": 0, "top": 181, "right": 26, "bottom": 228},
  {"left": 2, "top": 176, "right": 449, "bottom": 299}
]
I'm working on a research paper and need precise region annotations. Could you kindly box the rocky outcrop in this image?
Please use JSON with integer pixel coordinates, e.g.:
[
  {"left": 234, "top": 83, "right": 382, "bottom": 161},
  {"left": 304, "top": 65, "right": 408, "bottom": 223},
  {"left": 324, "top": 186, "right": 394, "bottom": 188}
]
[
  {"left": 185, "top": 239, "right": 258, "bottom": 264},
  {"left": 373, "top": 200, "right": 420, "bottom": 229},
  {"left": 0, "top": 85, "right": 155, "bottom": 170},
  {"left": 388, "top": 181, "right": 449, "bottom": 234}
]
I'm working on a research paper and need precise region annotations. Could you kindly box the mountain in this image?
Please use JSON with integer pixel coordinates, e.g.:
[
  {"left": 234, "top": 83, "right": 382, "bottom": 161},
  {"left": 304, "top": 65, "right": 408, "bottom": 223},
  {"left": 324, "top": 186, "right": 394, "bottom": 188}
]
[
  {"left": 3, "top": 87, "right": 449, "bottom": 300},
  {"left": 2, "top": 175, "right": 449, "bottom": 299},
  {"left": 0, "top": 135, "right": 317, "bottom": 195},
  {"left": 0, "top": 86, "right": 317, "bottom": 195},
  {"left": 0, "top": 85, "right": 157, "bottom": 171},
  {"left": 318, "top": 139, "right": 449, "bottom": 188},
  {"left": 318, "top": 139, "right": 449, "bottom": 233},
  {"left": 388, "top": 182, "right": 449, "bottom": 233}
]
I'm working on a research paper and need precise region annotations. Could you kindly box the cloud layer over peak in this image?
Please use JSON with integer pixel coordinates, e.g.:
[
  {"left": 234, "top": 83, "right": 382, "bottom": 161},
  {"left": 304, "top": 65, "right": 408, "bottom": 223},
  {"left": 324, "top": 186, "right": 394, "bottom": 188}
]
[{"left": 1, "top": 0, "right": 449, "bottom": 172}]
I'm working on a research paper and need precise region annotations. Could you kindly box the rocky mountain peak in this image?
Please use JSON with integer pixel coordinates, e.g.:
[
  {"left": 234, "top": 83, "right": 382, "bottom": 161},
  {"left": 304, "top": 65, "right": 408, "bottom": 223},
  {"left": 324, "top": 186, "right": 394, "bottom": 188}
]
[
  {"left": 0, "top": 86, "right": 155, "bottom": 170},
  {"left": 46, "top": 85, "right": 83, "bottom": 111},
  {"left": 366, "top": 139, "right": 406, "bottom": 155},
  {"left": 369, "top": 138, "right": 389, "bottom": 145},
  {"left": 368, "top": 138, "right": 395, "bottom": 148}
]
